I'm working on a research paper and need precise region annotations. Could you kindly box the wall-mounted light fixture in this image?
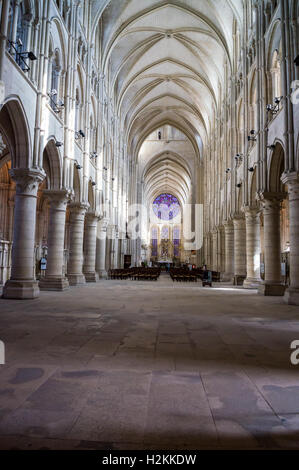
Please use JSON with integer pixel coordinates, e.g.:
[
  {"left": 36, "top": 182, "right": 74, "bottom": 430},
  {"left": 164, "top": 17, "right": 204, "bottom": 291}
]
[
  {"left": 266, "top": 96, "right": 283, "bottom": 115},
  {"left": 73, "top": 160, "right": 82, "bottom": 169},
  {"left": 248, "top": 167, "right": 254, "bottom": 172},
  {"left": 48, "top": 90, "right": 64, "bottom": 113},
  {"left": 55, "top": 141, "right": 63, "bottom": 147},
  {"left": 247, "top": 130, "right": 257, "bottom": 142},
  {"left": 75, "top": 130, "right": 85, "bottom": 140},
  {"left": 8, "top": 40, "right": 37, "bottom": 72},
  {"left": 91, "top": 181, "right": 96, "bottom": 186},
  {"left": 236, "top": 183, "right": 242, "bottom": 188},
  {"left": 225, "top": 168, "right": 231, "bottom": 174},
  {"left": 267, "top": 144, "right": 275, "bottom": 150},
  {"left": 295, "top": 55, "right": 299, "bottom": 66}
]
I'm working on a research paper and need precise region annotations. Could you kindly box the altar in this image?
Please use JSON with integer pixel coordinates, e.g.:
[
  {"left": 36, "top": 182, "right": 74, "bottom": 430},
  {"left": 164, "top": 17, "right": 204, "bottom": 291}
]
[{"left": 156, "top": 260, "right": 174, "bottom": 271}]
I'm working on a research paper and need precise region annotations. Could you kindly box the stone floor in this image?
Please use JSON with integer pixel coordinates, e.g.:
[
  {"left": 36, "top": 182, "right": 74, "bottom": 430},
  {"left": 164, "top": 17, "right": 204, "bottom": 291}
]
[{"left": 0, "top": 274, "right": 299, "bottom": 450}]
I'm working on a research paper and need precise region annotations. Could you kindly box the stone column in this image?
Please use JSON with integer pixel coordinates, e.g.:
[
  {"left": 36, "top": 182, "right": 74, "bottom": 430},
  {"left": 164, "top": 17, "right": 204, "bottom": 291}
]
[
  {"left": 258, "top": 196, "right": 285, "bottom": 296},
  {"left": 3, "top": 168, "right": 45, "bottom": 299},
  {"left": 243, "top": 207, "right": 262, "bottom": 289},
  {"left": 119, "top": 234, "right": 125, "bottom": 268},
  {"left": 219, "top": 226, "right": 225, "bottom": 273},
  {"left": 282, "top": 173, "right": 299, "bottom": 304},
  {"left": 67, "top": 203, "right": 88, "bottom": 286},
  {"left": 208, "top": 232, "right": 212, "bottom": 268},
  {"left": 96, "top": 219, "right": 108, "bottom": 278},
  {"left": 39, "top": 190, "right": 70, "bottom": 291},
  {"left": 233, "top": 216, "right": 246, "bottom": 285},
  {"left": 212, "top": 229, "right": 217, "bottom": 271},
  {"left": 106, "top": 225, "right": 115, "bottom": 270},
  {"left": 113, "top": 228, "right": 119, "bottom": 269},
  {"left": 223, "top": 220, "right": 234, "bottom": 281},
  {"left": 83, "top": 213, "right": 99, "bottom": 282},
  {"left": 105, "top": 236, "right": 112, "bottom": 272}
]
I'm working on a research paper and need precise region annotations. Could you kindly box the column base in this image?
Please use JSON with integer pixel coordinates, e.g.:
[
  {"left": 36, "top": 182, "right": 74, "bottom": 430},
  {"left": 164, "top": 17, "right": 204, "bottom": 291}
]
[
  {"left": 39, "top": 276, "right": 69, "bottom": 291},
  {"left": 243, "top": 277, "right": 261, "bottom": 289},
  {"left": 258, "top": 283, "right": 286, "bottom": 296},
  {"left": 97, "top": 270, "right": 107, "bottom": 279},
  {"left": 2, "top": 280, "right": 40, "bottom": 299},
  {"left": 233, "top": 275, "right": 246, "bottom": 286},
  {"left": 67, "top": 274, "right": 86, "bottom": 286},
  {"left": 284, "top": 288, "right": 299, "bottom": 305},
  {"left": 84, "top": 272, "right": 99, "bottom": 283}
]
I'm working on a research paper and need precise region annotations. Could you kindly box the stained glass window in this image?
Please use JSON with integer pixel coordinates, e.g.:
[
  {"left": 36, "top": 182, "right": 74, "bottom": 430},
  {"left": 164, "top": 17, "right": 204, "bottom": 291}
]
[
  {"left": 173, "top": 226, "right": 180, "bottom": 257},
  {"left": 153, "top": 193, "right": 180, "bottom": 221},
  {"left": 151, "top": 227, "right": 158, "bottom": 257},
  {"left": 161, "top": 226, "right": 169, "bottom": 239}
]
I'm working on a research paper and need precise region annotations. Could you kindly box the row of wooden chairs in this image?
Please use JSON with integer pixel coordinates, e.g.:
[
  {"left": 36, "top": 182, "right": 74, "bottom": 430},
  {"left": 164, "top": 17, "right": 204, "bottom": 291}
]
[
  {"left": 108, "top": 267, "right": 161, "bottom": 281},
  {"left": 191, "top": 269, "right": 221, "bottom": 282},
  {"left": 169, "top": 268, "right": 221, "bottom": 283},
  {"left": 169, "top": 269, "right": 197, "bottom": 282}
]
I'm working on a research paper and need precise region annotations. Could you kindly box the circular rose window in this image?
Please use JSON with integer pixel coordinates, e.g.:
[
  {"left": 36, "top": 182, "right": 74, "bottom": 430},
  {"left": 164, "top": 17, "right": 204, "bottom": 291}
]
[{"left": 153, "top": 193, "right": 180, "bottom": 221}]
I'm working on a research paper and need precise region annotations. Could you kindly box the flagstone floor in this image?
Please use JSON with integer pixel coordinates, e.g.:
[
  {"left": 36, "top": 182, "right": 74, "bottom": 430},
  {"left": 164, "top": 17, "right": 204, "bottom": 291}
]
[{"left": 0, "top": 274, "right": 299, "bottom": 449}]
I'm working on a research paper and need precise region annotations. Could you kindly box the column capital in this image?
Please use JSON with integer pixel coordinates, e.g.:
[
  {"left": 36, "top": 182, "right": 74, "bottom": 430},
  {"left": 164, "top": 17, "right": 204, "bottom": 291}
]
[
  {"left": 69, "top": 202, "right": 89, "bottom": 214},
  {"left": 9, "top": 168, "right": 45, "bottom": 196},
  {"left": 43, "top": 189, "right": 72, "bottom": 209},
  {"left": 223, "top": 219, "right": 233, "bottom": 228},
  {"left": 232, "top": 214, "right": 245, "bottom": 225},
  {"left": 257, "top": 191, "right": 286, "bottom": 204},
  {"left": 259, "top": 197, "right": 282, "bottom": 213},
  {"left": 281, "top": 172, "right": 299, "bottom": 199},
  {"left": 242, "top": 205, "right": 261, "bottom": 218},
  {"left": 98, "top": 218, "right": 109, "bottom": 231},
  {"left": 281, "top": 171, "right": 299, "bottom": 185},
  {"left": 86, "top": 210, "right": 101, "bottom": 220},
  {"left": 85, "top": 212, "right": 100, "bottom": 225}
]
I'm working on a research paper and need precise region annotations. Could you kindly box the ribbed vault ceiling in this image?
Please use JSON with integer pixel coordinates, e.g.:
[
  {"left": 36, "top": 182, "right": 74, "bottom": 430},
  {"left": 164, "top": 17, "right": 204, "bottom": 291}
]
[
  {"left": 143, "top": 150, "right": 192, "bottom": 206},
  {"left": 92, "top": 0, "right": 243, "bottom": 204}
]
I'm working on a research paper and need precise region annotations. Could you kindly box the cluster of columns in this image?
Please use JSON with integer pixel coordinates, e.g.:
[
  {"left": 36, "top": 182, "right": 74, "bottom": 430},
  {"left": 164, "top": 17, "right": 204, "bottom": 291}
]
[
  {"left": 2, "top": 170, "right": 118, "bottom": 300},
  {"left": 205, "top": 176, "right": 299, "bottom": 305},
  {"left": 213, "top": 208, "right": 266, "bottom": 290}
]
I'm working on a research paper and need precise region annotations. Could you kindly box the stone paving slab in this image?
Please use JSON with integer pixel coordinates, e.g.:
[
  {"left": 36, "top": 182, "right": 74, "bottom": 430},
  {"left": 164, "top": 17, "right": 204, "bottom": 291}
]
[{"left": 0, "top": 276, "right": 299, "bottom": 449}]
